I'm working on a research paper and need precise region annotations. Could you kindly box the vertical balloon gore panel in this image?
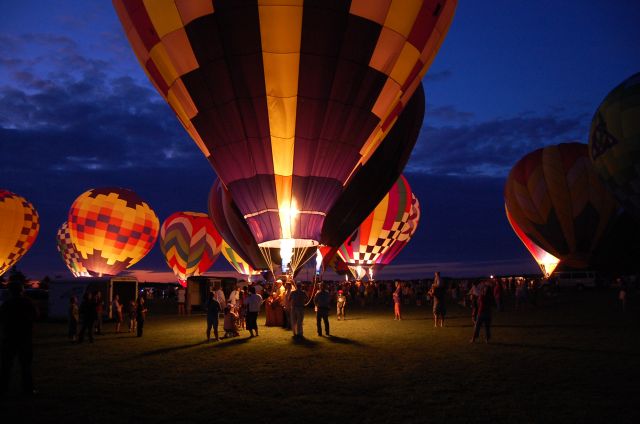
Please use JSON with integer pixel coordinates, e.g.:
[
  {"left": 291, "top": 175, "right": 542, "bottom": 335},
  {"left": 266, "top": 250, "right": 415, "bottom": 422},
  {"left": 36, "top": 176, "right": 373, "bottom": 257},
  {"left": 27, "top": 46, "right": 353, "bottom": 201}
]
[
  {"left": 0, "top": 190, "right": 40, "bottom": 276},
  {"left": 113, "top": 0, "right": 456, "bottom": 247}
]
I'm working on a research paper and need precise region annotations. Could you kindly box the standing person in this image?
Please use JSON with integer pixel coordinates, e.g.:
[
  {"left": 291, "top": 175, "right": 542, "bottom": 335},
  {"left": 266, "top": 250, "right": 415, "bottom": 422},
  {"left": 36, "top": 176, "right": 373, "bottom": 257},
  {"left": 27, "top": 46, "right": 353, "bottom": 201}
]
[
  {"left": 493, "top": 281, "right": 503, "bottom": 312},
  {"left": 128, "top": 299, "right": 137, "bottom": 333},
  {"left": 244, "top": 286, "right": 263, "bottom": 338},
  {"left": 0, "top": 281, "right": 39, "bottom": 396},
  {"left": 205, "top": 291, "right": 221, "bottom": 342},
  {"left": 94, "top": 291, "right": 104, "bottom": 335},
  {"left": 289, "top": 283, "right": 309, "bottom": 339},
  {"left": 112, "top": 294, "right": 124, "bottom": 333},
  {"left": 68, "top": 296, "right": 79, "bottom": 342},
  {"left": 282, "top": 281, "right": 293, "bottom": 330},
  {"left": 393, "top": 280, "right": 403, "bottom": 320},
  {"left": 176, "top": 285, "right": 186, "bottom": 315},
  {"left": 468, "top": 281, "right": 482, "bottom": 323},
  {"left": 314, "top": 282, "right": 331, "bottom": 336},
  {"left": 429, "top": 273, "right": 446, "bottom": 328},
  {"left": 214, "top": 284, "right": 226, "bottom": 311},
  {"left": 78, "top": 292, "right": 96, "bottom": 343},
  {"left": 136, "top": 296, "right": 148, "bottom": 337},
  {"left": 336, "top": 290, "right": 347, "bottom": 321},
  {"left": 228, "top": 284, "right": 240, "bottom": 307},
  {"left": 470, "top": 285, "right": 494, "bottom": 343}
]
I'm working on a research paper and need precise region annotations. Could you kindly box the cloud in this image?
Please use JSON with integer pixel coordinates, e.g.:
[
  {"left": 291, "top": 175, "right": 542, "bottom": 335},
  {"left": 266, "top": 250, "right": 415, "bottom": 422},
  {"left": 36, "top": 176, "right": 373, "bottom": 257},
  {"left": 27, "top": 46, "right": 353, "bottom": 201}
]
[
  {"left": 408, "top": 111, "right": 588, "bottom": 177},
  {"left": 0, "top": 34, "right": 203, "bottom": 173},
  {"left": 424, "top": 69, "right": 453, "bottom": 82}
]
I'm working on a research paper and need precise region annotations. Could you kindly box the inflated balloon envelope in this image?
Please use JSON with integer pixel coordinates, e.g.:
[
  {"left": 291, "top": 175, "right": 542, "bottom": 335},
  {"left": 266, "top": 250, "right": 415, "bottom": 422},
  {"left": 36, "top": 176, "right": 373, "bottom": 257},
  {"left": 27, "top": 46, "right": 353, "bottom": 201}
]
[
  {"left": 114, "top": 0, "right": 456, "bottom": 268},
  {"left": 0, "top": 189, "right": 39, "bottom": 277}
]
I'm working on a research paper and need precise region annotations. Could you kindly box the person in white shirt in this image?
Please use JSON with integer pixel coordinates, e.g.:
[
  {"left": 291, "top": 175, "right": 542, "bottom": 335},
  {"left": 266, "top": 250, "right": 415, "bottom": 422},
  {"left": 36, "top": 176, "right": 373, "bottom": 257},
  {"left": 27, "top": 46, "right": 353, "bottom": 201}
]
[
  {"left": 228, "top": 286, "right": 240, "bottom": 306},
  {"left": 214, "top": 286, "right": 226, "bottom": 310},
  {"left": 243, "top": 286, "right": 263, "bottom": 337}
]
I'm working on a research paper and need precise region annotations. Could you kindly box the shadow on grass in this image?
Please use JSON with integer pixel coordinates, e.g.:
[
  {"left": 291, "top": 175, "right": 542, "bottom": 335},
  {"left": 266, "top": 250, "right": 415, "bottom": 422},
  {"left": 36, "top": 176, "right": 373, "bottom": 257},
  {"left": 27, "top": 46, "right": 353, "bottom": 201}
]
[
  {"left": 137, "top": 340, "right": 208, "bottom": 357},
  {"left": 491, "top": 341, "right": 639, "bottom": 357},
  {"left": 324, "top": 335, "right": 366, "bottom": 347},
  {"left": 290, "top": 336, "right": 319, "bottom": 348},
  {"left": 213, "top": 337, "right": 250, "bottom": 349}
]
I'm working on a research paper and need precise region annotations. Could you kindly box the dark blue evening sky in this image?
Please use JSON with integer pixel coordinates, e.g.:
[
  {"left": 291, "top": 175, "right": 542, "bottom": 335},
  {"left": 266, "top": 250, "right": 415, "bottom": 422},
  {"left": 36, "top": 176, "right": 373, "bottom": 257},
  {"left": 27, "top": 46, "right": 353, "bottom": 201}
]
[{"left": 1, "top": 1, "right": 639, "bottom": 281}]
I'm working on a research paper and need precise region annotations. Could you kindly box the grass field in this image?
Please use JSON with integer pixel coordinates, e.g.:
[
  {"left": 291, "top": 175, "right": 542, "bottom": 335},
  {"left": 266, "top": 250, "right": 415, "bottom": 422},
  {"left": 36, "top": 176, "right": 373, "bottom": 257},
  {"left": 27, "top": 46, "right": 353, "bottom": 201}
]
[{"left": 1, "top": 290, "right": 639, "bottom": 423}]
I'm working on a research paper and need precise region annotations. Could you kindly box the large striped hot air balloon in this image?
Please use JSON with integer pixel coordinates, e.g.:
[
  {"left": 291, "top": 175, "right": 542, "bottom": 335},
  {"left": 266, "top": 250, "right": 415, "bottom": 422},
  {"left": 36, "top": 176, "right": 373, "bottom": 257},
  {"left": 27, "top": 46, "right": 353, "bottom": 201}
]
[
  {"left": 113, "top": 0, "right": 456, "bottom": 267},
  {"left": 0, "top": 190, "right": 39, "bottom": 276},
  {"left": 68, "top": 188, "right": 159, "bottom": 276},
  {"left": 335, "top": 175, "right": 414, "bottom": 279},
  {"left": 504, "top": 143, "right": 617, "bottom": 269},
  {"left": 505, "top": 205, "right": 559, "bottom": 277},
  {"left": 220, "top": 240, "right": 261, "bottom": 281},
  {"left": 589, "top": 72, "right": 640, "bottom": 219},
  {"left": 56, "top": 221, "right": 91, "bottom": 277},
  {"left": 375, "top": 193, "right": 420, "bottom": 269},
  {"left": 159, "top": 212, "right": 223, "bottom": 285}
]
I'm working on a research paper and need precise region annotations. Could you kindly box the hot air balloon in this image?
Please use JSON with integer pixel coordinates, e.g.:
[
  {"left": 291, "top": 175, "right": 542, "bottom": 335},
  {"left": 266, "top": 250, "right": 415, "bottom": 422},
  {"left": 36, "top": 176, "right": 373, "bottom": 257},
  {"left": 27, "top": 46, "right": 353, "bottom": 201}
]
[
  {"left": 68, "top": 188, "right": 159, "bottom": 277},
  {"left": 375, "top": 193, "right": 421, "bottom": 269},
  {"left": 0, "top": 190, "right": 39, "bottom": 276},
  {"left": 56, "top": 221, "right": 91, "bottom": 277},
  {"left": 589, "top": 72, "right": 640, "bottom": 218},
  {"left": 114, "top": 0, "right": 456, "bottom": 272},
  {"left": 159, "top": 212, "right": 223, "bottom": 286},
  {"left": 505, "top": 205, "right": 559, "bottom": 277},
  {"left": 504, "top": 143, "right": 617, "bottom": 269},
  {"left": 335, "top": 175, "right": 414, "bottom": 279},
  {"left": 208, "top": 178, "right": 316, "bottom": 276},
  {"left": 220, "top": 241, "right": 262, "bottom": 281}
]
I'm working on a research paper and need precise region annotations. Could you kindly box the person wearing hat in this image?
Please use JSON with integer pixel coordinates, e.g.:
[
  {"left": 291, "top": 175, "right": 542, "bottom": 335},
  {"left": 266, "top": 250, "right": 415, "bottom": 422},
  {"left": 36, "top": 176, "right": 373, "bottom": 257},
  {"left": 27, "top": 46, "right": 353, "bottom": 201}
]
[
  {"left": 0, "top": 280, "right": 38, "bottom": 396},
  {"left": 336, "top": 289, "right": 347, "bottom": 321}
]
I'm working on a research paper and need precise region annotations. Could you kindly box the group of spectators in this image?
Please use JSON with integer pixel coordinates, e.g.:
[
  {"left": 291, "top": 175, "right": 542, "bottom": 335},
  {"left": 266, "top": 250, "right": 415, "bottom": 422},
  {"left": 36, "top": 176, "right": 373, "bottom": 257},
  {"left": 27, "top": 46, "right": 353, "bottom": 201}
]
[{"left": 69, "top": 291, "right": 147, "bottom": 343}]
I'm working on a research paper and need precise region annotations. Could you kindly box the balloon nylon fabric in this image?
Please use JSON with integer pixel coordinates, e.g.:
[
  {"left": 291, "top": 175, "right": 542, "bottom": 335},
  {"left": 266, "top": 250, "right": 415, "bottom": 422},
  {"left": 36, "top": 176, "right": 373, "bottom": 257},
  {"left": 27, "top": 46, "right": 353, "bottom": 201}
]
[
  {"left": 113, "top": 0, "right": 456, "bottom": 246},
  {"left": 56, "top": 221, "right": 90, "bottom": 278},
  {"left": 68, "top": 188, "right": 159, "bottom": 276},
  {"left": 0, "top": 190, "right": 39, "bottom": 276},
  {"left": 159, "top": 212, "right": 223, "bottom": 284},
  {"left": 589, "top": 72, "right": 640, "bottom": 218},
  {"left": 504, "top": 143, "right": 617, "bottom": 268},
  {"left": 336, "top": 175, "right": 414, "bottom": 270}
]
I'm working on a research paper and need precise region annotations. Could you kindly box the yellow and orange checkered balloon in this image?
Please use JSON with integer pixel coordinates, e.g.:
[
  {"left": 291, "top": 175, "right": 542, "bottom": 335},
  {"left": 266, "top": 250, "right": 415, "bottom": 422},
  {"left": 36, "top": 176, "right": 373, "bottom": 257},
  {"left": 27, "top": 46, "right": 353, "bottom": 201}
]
[
  {"left": 0, "top": 189, "right": 39, "bottom": 276},
  {"left": 68, "top": 188, "right": 159, "bottom": 276}
]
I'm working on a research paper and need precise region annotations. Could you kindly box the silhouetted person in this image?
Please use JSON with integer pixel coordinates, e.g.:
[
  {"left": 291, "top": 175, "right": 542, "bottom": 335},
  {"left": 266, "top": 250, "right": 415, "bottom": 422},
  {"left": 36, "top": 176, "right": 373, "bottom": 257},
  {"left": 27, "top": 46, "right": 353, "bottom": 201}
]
[
  {"left": 78, "top": 292, "right": 97, "bottom": 343},
  {"left": 0, "top": 281, "right": 38, "bottom": 396},
  {"left": 205, "top": 291, "right": 221, "bottom": 342},
  {"left": 136, "top": 296, "right": 148, "bottom": 337},
  {"left": 470, "top": 285, "right": 494, "bottom": 344},
  {"left": 290, "top": 283, "right": 309, "bottom": 339},
  {"left": 314, "top": 282, "right": 331, "bottom": 336}
]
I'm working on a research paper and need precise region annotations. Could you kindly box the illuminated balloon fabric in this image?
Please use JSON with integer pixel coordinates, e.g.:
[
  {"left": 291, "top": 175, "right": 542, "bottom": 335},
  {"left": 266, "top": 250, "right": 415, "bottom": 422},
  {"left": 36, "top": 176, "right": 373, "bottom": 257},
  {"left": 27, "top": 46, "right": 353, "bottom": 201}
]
[
  {"left": 159, "top": 212, "right": 223, "bottom": 284},
  {"left": 68, "top": 188, "right": 159, "bottom": 276},
  {"left": 505, "top": 205, "right": 559, "bottom": 277},
  {"left": 0, "top": 190, "right": 39, "bottom": 276},
  {"left": 56, "top": 222, "right": 91, "bottom": 278},
  {"left": 504, "top": 143, "right": 617, "bottom": 268},
  {"left": 336, "top": 175, "right": 413, "bottom": 271},
  {"left": 220, "top": 241, "right": 261, "bottom": 277},
  {"left": 208, "top": 179, "right": 269, "bottom": 271},
  {"left": 321, "top": 83, "right": 425, "bottom": 248},
  {"left": 114, "top": 0, "right": 457, "bottom": 248},
  {"left": 376, "top": 193, "right": 420, "bottom": 267},
  {"left": 589, "top": 72, "right": 640, "bottom": 218}
]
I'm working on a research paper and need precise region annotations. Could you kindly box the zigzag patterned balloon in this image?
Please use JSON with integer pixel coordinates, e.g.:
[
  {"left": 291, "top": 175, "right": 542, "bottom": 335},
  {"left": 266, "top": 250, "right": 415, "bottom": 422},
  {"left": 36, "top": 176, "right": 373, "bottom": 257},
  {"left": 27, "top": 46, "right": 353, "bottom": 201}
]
[
  {"left": 0, "top": 189, "right": 39, "bottom": 276},
  {"left": 160, "top": 212, "right": 223, "bottom": 285},
  {"left": 56, "top": 221, "right": 91, "bottom": 277},
  {"left": 220, "top": 240, "right": 261, "bottom": 279}
]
